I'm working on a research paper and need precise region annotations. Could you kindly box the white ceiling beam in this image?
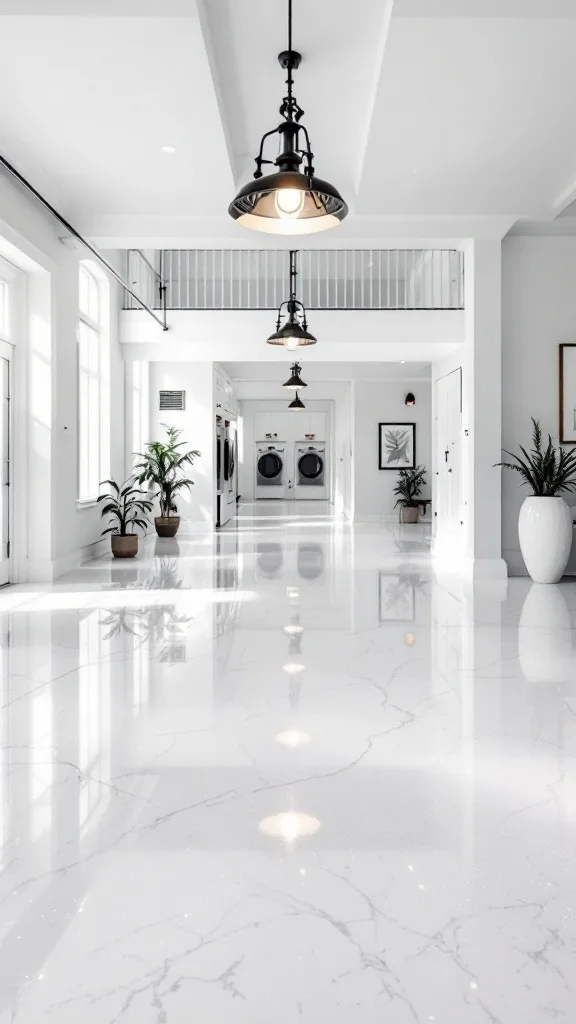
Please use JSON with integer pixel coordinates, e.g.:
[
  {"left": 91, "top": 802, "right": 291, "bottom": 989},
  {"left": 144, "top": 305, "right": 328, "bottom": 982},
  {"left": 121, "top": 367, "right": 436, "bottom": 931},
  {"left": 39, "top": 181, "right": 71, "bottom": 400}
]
[
  {"left": 82, "top": 213, "right": 517, "bottom": 249},
  {"left": 354, "top": 0, "right": 395, "bottom": 195},
  {"left": 194, "top": 0, "right": 237, "bottom": 191}
]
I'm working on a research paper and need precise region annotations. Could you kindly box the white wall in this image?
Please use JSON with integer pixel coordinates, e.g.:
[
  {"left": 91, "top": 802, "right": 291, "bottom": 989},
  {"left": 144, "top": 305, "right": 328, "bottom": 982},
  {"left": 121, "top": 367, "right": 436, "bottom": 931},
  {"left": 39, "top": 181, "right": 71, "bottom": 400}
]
[
  {"left": 353, "top": 379, "right": 432, "bottom": 520},
  {"left": 0, "top": 172, "right": 125, "bottom": 580},
  {"left": 502, "top": 235, "right": 576, "bottom": 575},
  {"left": 149, "top": 362, "right": 214, "bottom": 530},
  {"left": 334, "top": 384, "right": 353, "bottom": 519}
]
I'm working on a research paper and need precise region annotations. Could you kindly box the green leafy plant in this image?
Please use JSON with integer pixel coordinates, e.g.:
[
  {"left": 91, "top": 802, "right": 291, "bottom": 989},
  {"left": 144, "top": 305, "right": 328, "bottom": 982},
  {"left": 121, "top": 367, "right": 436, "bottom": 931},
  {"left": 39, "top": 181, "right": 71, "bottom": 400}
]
[
  {"left": 134, "top": 425, "right": 200, "bottom": 518},
  {"left": 496, "top": 419, "right": 576, "bottom": 496},
  {"left": 394, "top": 466, "right": 427, "bottom": 508},
  {"left": 97, "top": 479, "right": 153, "bottom": 536}
]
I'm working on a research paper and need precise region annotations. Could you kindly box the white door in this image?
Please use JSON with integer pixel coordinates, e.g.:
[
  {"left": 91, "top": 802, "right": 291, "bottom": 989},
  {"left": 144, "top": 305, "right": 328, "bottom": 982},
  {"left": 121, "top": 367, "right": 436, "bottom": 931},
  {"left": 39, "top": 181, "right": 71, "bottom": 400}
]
[
  {"left": 436, "top": 368, "right": 462, "bottom": 537},
  {"left": 0, "top": 344, "right": 11, "bottom": 586}
]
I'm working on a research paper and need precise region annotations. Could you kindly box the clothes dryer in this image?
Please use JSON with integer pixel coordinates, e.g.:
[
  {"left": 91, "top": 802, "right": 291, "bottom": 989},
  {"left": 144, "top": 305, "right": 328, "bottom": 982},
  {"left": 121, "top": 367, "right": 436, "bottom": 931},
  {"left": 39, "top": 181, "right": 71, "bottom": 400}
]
[
  {"left": 294, "top": 444, "right": 328, "bottom": 500},
  {"left": 255, "top": 444, "right": 287, "bottom": 499}
]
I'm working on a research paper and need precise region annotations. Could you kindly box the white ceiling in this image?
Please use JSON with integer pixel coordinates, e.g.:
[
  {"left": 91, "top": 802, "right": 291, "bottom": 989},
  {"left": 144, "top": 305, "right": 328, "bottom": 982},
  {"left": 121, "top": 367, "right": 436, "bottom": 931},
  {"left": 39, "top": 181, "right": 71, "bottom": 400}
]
[
  {"left": 222, "top": 361, "right": 431, "bottom": 382},
  {"left": 1, "top": 0, "right": 576, "bottom": 239}
]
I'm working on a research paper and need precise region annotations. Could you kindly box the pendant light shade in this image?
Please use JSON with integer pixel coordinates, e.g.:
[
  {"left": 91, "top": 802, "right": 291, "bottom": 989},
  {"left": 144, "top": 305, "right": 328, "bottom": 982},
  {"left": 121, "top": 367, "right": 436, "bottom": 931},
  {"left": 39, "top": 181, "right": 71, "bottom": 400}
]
[
  {"left": 283, "top": 362, "right": 307, "bottom": 390},
  {"left": 228, "top": 1, "right": 347, "bottom": 235},
  {"left": 268, "top": 321, "right": 317, "bottom": 349},
  {"left": 267, "top": 250, "right": 317, "bottom": 349},
  {"left": 289, "top": 393, "right": 305, "bottom": 410},
  {"left": 230, "top": 172, "right": 347, "bottom": 236}
]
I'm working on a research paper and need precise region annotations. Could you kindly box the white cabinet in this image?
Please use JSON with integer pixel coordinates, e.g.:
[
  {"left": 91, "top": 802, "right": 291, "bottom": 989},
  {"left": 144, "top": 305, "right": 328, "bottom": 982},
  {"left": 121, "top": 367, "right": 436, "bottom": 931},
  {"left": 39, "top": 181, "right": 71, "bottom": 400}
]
[
  {"left": 294, "top": 411, "right": 326, "bottom": 441},
  {"left": 255, "top": 412, "right": 289, "bottom": 440}
]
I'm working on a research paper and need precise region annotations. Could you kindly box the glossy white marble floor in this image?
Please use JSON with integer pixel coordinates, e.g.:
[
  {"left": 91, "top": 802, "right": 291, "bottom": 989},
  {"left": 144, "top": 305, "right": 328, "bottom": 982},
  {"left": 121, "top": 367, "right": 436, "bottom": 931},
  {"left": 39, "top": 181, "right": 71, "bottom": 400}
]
[{"left": 1, "top": 501, "right": 576, "bottom": 1023}]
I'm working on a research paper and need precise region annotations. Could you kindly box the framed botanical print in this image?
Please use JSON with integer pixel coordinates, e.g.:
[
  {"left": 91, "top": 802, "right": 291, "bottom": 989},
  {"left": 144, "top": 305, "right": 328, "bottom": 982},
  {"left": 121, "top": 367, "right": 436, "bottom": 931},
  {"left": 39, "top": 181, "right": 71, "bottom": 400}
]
[
  {"left": 559, "top": 344, "right": 576, "bottom": 444},
  {"left": 378, "top": 422, "right": 416, "bottom": 470}
]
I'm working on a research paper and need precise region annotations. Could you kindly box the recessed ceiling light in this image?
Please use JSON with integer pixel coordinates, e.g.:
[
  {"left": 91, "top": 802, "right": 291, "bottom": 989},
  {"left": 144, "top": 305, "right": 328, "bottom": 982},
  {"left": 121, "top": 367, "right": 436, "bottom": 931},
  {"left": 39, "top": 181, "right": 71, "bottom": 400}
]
[{"left": 161, "top": 145, "right": 176, "bottom": 154}]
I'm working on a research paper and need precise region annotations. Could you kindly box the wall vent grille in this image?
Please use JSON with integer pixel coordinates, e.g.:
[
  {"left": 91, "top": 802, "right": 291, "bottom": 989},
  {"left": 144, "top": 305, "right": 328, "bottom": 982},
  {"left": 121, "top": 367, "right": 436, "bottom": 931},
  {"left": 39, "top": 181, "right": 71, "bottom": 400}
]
[{"left": 159, "top": 390, "right": 185, "bottom": 411}]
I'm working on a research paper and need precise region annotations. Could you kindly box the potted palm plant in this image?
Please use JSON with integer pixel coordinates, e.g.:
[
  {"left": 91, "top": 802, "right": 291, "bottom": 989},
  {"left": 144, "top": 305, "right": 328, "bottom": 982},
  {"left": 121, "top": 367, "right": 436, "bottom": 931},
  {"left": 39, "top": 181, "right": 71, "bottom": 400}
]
[
  {"left": 393, "top": 466, "right": 427, "bottom": 524},
  {"left": 98, "top": 478, "right": 153, "bottom": 558},
  {"left": 497, "top": 419, "right": 576, "bottom": 583},
  {"left": 134, "top": 425, "right": 200, "bottom": 538}
]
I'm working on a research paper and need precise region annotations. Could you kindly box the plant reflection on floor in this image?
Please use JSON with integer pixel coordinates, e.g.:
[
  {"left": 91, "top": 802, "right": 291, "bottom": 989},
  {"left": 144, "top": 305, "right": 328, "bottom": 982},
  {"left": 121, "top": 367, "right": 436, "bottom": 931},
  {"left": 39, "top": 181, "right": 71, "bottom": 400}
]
[
  {"left": 378, "top": 566, "right": 429, "bottom": 624},
  {"left": 100, "top": 558, "right": 193, "bottom": 661}
]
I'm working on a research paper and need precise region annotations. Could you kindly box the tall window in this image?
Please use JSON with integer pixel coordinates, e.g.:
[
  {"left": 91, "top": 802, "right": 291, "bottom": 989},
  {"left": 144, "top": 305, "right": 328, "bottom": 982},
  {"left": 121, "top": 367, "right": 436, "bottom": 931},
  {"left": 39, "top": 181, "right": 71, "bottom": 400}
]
[{"left": 78, "top": 263, "right": 109, "bottom": 501}]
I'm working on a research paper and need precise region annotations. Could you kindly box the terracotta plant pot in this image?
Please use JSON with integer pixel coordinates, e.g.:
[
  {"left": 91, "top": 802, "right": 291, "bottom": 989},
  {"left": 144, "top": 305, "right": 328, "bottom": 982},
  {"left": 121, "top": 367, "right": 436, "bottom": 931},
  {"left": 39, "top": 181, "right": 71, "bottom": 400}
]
[
  {"left": 401, "top": 506, "right": 419, "bottom": 524},
  {"left": 155, "top": 515, "right": 180, "bottom": 538},
  {"left": 111, "top": 534, "right": 139, "bottom": 558}
]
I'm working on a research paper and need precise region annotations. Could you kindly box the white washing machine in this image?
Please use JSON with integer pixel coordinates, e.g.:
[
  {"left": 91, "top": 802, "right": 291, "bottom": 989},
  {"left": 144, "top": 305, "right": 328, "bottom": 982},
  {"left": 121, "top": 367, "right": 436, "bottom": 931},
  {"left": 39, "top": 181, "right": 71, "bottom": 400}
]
[
  {"left": 294, "top": 444, "right": 328, "bottom": 500},
  {"left": 255, "top": 444, "right": 287, "bottom": 499}
]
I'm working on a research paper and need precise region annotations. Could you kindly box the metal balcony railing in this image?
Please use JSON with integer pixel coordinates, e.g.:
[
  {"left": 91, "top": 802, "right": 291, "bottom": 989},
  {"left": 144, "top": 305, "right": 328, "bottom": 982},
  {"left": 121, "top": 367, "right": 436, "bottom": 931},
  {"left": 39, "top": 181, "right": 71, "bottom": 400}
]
[{"left": 123, "top": 249, "right": 464, "bottom": 312}]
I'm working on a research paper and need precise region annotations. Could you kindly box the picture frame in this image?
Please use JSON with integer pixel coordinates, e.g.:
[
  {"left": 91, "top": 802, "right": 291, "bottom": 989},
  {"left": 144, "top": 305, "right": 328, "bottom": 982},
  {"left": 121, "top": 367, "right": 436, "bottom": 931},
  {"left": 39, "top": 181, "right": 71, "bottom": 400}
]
[
  {"left": 378, "top": 573, "right": 415, "bottom": 623},
  {"left": 559, "top": 343, "right": 576, "bottom": 444},
  {"left": 378, "top": 422, "right": 416, "bottom": 470}
]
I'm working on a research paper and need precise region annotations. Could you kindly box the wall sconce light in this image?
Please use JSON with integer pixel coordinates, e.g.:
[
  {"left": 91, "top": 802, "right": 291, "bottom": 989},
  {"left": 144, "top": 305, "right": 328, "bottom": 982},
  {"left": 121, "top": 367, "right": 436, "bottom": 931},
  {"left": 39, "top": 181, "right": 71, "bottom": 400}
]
[{"left": 405, "top": 392, "right": 415, "bottom": 407}]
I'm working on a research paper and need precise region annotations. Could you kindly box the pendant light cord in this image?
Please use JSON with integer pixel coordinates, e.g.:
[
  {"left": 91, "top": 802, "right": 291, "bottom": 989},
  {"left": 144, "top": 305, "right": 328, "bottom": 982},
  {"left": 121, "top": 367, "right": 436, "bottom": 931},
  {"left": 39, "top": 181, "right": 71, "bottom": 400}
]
[
  {"left": 287, "top": 0, "right": 294, "bottom": 106},
  {"left": 289, "top": 250, "right": 297, "bottom": 303}
]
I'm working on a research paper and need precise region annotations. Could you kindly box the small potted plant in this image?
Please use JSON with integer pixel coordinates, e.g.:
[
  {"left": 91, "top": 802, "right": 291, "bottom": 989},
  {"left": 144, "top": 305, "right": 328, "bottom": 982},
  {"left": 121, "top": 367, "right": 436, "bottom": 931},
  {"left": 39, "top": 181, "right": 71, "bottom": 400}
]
[
  {"left": 497, "top": 419, "right": 576, "bottom": 583},
  {"left": 98, "top": 478, "right": 153, "bottom": 558},
  {"left": 394, "top": 466, "right": 427, "bottom": 524},
  {"left": 134, "top": 425, "right": 200, "bottom": 538}
]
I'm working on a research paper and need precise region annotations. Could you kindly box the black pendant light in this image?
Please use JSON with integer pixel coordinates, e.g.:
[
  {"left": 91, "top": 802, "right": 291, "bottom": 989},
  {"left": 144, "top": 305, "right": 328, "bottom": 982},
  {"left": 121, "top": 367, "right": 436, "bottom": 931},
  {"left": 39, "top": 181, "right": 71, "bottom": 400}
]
[
  {"left": 267, "top": 250, "right": 316, "bottom": 349},
  {"left": 289, "top": 393, "right": 305, "bottom": 410},
  {"left": 283, "top": 362, "right": 307, "bottom": 391},
  {"left": 228, "top": 0, "right": 347, "bottom": 235}
]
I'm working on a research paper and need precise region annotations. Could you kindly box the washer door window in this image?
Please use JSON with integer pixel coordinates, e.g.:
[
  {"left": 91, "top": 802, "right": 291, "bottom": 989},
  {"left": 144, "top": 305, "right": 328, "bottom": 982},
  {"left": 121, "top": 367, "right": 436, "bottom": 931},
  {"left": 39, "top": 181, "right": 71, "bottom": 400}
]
[
  {"left": 298, "top": 451, "right": 323, "bottom": 483},
  {"left": 257, "top": 451, "right": 283, "bottom": 486}
]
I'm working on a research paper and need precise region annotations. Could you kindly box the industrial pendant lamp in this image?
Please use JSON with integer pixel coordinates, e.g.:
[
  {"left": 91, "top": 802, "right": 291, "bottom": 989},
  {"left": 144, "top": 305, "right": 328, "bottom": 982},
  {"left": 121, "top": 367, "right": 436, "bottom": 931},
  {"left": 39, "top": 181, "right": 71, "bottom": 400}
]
[
  {"left": 267, "top": 250, "right": 316, "bottom": 349},
  {"left": 228, "top": 0, "right": 348, "bottom": 235},
  {"left": 283, "top": 362, "right": 307, "bottom": 391},
  {"left": 289, "top": 393, "right": 305, "bottom": 410}
]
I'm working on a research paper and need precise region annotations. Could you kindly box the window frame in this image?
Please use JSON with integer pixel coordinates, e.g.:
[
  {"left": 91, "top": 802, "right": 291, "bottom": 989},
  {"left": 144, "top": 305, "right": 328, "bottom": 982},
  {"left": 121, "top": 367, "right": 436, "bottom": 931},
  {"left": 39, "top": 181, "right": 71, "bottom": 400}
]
[{"left": 77, "top": 262, "right": 110, "bottom": 505}]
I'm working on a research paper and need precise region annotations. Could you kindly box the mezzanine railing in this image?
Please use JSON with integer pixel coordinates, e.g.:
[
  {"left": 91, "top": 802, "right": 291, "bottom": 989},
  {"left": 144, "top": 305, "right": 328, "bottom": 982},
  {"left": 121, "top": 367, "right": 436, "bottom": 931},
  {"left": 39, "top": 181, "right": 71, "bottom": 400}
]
[{"left": 123, "top": 248, "right": 464, "bottom": 312}]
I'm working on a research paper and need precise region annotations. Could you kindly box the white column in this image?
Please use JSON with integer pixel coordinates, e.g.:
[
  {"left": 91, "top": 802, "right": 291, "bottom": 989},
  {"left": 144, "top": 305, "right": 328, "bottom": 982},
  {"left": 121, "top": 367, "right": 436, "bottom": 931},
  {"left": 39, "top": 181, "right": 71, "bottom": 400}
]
[{"left": 463, "top": 238, "right": 507, "bottom": 580}]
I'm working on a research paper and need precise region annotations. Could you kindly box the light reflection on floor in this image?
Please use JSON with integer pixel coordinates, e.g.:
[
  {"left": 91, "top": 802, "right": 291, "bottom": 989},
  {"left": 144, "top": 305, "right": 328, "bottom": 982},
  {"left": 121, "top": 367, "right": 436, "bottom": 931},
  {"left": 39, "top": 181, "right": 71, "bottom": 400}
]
[{"left": 0, "top": 501, "right": 575, "bottom": 1022}]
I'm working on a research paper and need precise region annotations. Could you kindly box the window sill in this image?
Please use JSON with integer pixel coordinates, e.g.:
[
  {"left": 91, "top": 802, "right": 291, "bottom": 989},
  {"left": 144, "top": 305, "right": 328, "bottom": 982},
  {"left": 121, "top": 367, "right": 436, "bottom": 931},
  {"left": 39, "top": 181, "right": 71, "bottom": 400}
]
[{"left": 77, "top": 498, "right": 99, "bottom": 510}]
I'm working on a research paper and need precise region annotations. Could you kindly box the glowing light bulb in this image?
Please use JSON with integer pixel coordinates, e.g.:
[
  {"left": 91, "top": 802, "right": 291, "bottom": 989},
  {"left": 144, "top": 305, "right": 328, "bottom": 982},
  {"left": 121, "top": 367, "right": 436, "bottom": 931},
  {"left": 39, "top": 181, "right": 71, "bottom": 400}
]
[
  {"left": 284, "top": 334, "right": 300, "bottom": 351},
  {"left": 259, "top": 811, "right": 320, "bottom": 843},
  {"left": 283, "top": 662, "right": 305, "bottom": 675},
  {"left": 275, "top": 729, "right": 312, "bottom": 749},
  {"left": 275, "top": 188, "right": 305, "bottom": 218},
  {"left": 283, "top": 624, "right": 303, "bottom": 636}
]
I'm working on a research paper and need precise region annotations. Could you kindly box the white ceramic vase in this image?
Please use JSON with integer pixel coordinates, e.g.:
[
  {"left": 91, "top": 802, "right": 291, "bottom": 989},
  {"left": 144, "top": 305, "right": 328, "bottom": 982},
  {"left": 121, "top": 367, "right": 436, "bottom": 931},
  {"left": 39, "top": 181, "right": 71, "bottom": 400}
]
[{"left": 518, "top": 496, "right": 573, "bottom": 584}]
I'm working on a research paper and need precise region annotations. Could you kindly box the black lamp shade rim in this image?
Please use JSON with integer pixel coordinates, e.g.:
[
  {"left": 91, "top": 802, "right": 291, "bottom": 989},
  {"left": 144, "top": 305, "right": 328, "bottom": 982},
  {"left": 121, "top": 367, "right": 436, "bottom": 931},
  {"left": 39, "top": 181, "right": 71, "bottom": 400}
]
[
  {"left": 229, "top": 170, "right": 348, "bottom": 222},
  {"left": 267, "top": 322, "right": 317, "bottom": 346}
]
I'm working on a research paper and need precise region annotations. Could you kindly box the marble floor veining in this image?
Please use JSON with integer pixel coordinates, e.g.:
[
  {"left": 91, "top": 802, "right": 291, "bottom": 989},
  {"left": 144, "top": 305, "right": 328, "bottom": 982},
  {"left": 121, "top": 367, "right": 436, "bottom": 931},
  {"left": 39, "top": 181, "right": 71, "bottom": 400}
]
[{"left": 1, "top": 501, "right": 576, "bottom": 1022}]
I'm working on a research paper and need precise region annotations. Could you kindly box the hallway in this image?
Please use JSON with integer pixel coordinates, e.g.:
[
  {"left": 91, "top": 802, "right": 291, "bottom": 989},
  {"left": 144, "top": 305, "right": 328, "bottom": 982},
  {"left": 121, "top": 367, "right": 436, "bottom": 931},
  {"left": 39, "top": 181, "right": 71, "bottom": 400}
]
[{"left": 0, "top": 510, "right": 575, "bottom": 1022}]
